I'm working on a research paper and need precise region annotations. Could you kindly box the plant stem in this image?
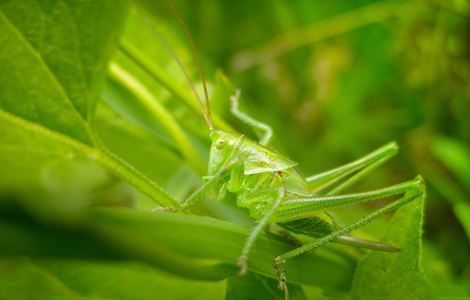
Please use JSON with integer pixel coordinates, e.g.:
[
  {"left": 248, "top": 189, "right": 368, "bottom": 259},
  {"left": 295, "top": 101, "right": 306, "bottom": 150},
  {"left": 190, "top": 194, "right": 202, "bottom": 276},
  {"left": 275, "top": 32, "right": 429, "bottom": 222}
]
[
  {"left": 109, "top": 62, "right": 206, "bottom": 175},
  {"left": 0, "top": 110, "right": 178, "bottom": 208}
]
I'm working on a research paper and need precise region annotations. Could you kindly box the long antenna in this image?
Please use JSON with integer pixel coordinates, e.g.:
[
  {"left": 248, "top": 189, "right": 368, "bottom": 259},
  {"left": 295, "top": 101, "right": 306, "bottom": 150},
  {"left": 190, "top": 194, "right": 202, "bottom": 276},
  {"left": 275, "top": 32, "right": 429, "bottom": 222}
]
[
  {"left": 138, "top": 10, "right": 213, "bottom": 129},
  {"left": 166, "top": 0, "right": 213, "bottom": 130}
]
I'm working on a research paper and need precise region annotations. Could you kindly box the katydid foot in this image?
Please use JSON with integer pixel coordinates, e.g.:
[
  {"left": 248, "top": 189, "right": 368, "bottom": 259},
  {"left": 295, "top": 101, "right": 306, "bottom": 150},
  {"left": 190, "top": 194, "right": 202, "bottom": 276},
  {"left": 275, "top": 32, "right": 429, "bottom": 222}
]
[{"left": 273, "top": 256, "right": 289, "bottom": 300}]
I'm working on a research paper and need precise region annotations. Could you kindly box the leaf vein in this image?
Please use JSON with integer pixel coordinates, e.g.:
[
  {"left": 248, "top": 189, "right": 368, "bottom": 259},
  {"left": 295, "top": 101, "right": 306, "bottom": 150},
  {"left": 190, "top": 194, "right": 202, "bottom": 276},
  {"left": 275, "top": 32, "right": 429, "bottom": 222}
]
[{"left": 0, "top": 7, "right": 90, "bottom": 131}]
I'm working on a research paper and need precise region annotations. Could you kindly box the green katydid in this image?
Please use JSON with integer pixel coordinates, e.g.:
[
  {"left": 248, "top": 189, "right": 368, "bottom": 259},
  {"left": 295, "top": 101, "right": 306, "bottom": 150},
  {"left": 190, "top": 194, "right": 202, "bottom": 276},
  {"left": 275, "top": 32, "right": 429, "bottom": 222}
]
[
  {"left": 177, "top": 89, "right": 423, "bottom": 298},
  {"left": 149, "top": 1, "right": 425, "bottom": 299}
]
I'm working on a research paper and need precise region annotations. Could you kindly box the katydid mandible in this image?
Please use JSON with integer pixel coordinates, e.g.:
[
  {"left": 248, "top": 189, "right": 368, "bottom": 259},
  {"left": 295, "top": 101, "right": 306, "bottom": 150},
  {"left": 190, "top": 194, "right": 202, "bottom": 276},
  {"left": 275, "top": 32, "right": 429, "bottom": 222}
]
[{"left": 158, "top": 2, "right": 424, "bottom": 299}]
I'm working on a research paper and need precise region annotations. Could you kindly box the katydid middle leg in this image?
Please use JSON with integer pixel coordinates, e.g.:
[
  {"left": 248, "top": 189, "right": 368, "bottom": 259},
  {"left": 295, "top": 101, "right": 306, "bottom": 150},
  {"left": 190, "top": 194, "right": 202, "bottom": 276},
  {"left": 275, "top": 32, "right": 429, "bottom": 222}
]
[{"left": 335, "top": 235, "right": 399, "bottom": 252}]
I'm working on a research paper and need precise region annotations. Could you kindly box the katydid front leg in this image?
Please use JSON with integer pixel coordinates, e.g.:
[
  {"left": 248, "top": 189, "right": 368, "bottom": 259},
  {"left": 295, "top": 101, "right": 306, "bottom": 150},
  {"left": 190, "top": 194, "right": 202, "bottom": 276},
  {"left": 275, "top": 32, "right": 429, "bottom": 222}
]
[
  {"left": 152, "top": 165, "right": 232, "bottom": 213},
  {"left": 151, "top": 160, "right": 238, "bottom": 213},
  {"left": 180, "top": 159, "right": 239, "bottom": 210},
  {"left": 152, "top": 135, "right": 244, "bottom": 212},
  {"left": 237, "top": 188, "right": 285, "bottom": 275}
]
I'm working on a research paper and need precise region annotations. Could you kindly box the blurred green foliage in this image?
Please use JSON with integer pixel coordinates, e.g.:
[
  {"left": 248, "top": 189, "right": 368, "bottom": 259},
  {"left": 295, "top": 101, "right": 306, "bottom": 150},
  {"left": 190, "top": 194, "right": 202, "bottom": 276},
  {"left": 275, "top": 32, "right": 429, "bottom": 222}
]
[{"left": 0, "top": 0, "right": 469, "bottom": 299}]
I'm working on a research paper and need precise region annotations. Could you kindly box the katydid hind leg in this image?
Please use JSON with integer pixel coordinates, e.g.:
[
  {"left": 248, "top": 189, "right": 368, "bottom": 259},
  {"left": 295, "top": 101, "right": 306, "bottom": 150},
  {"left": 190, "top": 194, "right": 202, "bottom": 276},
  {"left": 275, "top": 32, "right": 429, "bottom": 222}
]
[
  {"left": 273, "top": 221, "right": 399, "bottom": 252},
  {"left": 274, "top": 177, "right": 423, "bottom": 222},
  {"left": 273, "top": 176, "right": 424, "bottom": 292},
  {"left": 334, "top": 235, "right": 399, "bottom": 252},
  {"left": 325, "top": 156, "right": 395, "bottom": 196},
  {"left": 307, "top": 142, "right": 398, "bottom": 194}
]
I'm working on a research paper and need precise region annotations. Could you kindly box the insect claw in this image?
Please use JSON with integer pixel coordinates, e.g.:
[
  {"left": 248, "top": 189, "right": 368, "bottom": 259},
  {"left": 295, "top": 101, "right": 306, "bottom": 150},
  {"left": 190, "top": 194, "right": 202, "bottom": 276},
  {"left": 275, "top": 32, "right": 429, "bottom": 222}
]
[{"left": 273, "top": 257, "right": 288, "bottom": 293}]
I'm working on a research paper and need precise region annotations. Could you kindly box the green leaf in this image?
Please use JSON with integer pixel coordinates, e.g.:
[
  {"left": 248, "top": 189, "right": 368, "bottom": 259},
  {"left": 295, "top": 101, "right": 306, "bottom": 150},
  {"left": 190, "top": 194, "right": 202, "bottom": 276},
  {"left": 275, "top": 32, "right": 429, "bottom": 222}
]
[
  {"left": 0, "top": 0, "right": 127, "bottom": 143},
  {"left": 429, "top": 136, "right": 470, "bottom": 240},
  {"left": 0, "top": 110, "right": 103, "bottom": 219},
  {"left": 0, "top": 259, "right": 109, "bottom": 300},
  {"left": 351, "top": 194, "right": 432, "bottom": 299},
  {"left": 2, "top": 259, "right": 224, "bottom": 300},
  {"left": 426, "top": 172, "right": 470, "bottom": 240},
  {"left": 93, "top": 102, "right": 194, "bottom": 203},
  {"left": 107, "top": 61, "right": 206, "bottom": 174},
  {"left": 0, "top": 203, "right": 357, "bottom": 289},
  {"left": 0, "top": 0, "right": 178, "bottom": 208},
  {"left": 0, "top": 107, "right": 176, "bottom": 210},
  {"left": 431, "top": 136, "right": 470, "bottom": 190},
  {"left": 454, "top": 202, "right": 470, "bottom": 241},
  {"left": 36, "top": 260, "right": 226, "bottom": 300},
  {"left": 225, "top": 272, "right": 306, "bottom": 300}
]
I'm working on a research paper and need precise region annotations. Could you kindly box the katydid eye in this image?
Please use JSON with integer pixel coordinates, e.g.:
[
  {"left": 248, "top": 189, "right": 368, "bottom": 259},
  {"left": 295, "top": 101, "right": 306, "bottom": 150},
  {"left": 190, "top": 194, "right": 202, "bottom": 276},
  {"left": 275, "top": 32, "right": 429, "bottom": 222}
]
[{"left": 215, "top": 139, "right": 226, "bottom": 149}]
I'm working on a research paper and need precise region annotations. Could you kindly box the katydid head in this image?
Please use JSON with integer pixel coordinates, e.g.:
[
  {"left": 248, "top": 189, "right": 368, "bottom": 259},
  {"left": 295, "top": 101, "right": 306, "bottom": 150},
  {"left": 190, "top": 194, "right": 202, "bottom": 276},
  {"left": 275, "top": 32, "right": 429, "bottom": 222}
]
[{"left": 208, "top": 130, "right": 242, "bottom": 176}]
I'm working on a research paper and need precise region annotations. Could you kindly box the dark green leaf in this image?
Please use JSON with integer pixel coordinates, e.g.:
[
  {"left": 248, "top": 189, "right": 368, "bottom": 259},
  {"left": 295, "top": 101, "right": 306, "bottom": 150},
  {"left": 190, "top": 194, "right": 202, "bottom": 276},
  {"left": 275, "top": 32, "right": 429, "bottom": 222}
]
[
  {"left": 0, "top": 0, "right": 177, "bottom": 208},
  {"left": 0, "top": 202, "right": 357, "bottom": 289},
  {"left": 225, "top": 272, "right": 306, "bottom": 300},
  {"left": 431, "top": 136, "right": 470, "bottom": 190},
  {"left": 37, "top": 260, "right": 226, "bottom": 300},
  {"left": 351, "top": 194, "right": 432, "bottom": 299},
  {"left": 0, "top": 0, "right": 128, "bottom": 143},
  {"left": 0, "top": 259, "right": 109, "bottom": 300}
]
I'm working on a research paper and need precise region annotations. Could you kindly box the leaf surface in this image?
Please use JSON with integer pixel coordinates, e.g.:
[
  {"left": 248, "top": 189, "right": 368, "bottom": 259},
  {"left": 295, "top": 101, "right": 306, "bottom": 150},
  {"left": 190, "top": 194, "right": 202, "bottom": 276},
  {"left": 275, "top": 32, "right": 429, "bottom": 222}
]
[
  {"left": 37, "top": 260, "right": 226, "bottom": 300},
  {"left": 0, "top": 0, "right": 177, "bottom": 208},
  {"left": 225, "top": 272, "right": 306, "bottom": 300},
  {"left": 0, "top": 259, "right": 109, "bottom": 300},
  {"left": 351, "top": 194, "right": 432, "bottom": 299},
  {"left": 0, "top": 0, "right": 127, "bottom": 143},
  {"left": 0, "top": 203, "right": 357, "bottom": 289}
]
